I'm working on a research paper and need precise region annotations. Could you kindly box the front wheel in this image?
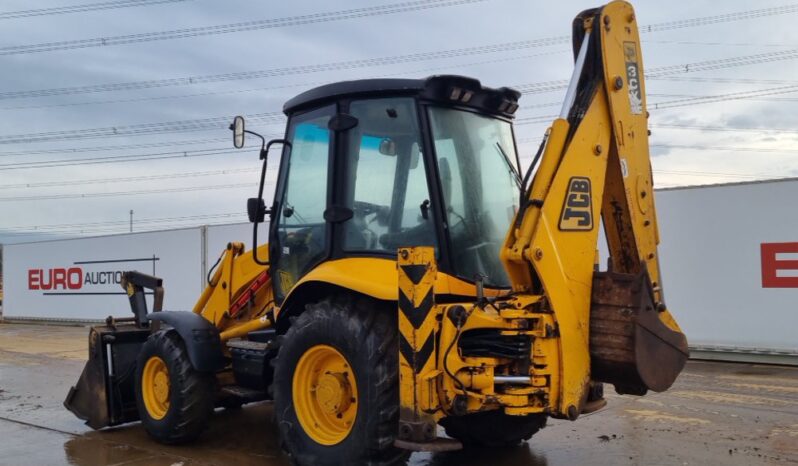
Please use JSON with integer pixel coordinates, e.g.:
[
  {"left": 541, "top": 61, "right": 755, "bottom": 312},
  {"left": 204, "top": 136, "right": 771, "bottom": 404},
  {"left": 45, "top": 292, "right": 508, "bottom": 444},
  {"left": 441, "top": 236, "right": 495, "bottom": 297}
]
[
  {"left": 134, "top": 330, "right": 214, "bottom": 444},
  {"left": 272, "top": 296, "right": 404, "bottom": 466}
]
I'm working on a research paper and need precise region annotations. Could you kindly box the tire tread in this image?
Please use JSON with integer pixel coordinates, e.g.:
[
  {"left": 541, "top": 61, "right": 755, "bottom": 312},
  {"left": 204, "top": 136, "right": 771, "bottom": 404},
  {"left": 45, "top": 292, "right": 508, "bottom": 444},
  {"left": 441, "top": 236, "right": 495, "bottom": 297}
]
[{"left": 135, "top": 330, "right": 214, "bottom": 445}]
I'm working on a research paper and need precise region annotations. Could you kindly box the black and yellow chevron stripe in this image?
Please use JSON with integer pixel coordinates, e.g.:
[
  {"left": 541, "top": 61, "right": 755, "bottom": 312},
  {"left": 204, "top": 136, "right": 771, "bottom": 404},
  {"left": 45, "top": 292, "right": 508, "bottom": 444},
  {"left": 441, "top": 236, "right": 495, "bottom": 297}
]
[
  {"left": 397, "top": 247, "right": 439, "bottom": 439},
  {"left": 398, "top": 247, "right": 437, "bottom": 375}
]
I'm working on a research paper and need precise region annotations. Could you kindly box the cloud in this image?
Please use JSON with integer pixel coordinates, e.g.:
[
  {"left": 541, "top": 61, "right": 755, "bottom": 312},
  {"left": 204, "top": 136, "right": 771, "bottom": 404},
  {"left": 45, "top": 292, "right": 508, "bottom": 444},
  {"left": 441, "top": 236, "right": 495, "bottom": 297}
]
[
  {"left": 650, "top": 145, "right": 672, "bottom": 157},
  {"left": 2, "top": 0, "right": 798, "bottom": 241}
]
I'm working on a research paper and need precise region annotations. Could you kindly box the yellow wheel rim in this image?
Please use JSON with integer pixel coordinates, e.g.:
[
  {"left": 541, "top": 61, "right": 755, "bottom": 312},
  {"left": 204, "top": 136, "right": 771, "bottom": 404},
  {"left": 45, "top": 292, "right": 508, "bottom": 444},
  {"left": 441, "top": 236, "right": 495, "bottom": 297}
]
[
  {"left": 292, "top": 345, "right": 358, "bottom": 445},
  {"left": 142, "top": 356, "right": 170, "bottom": 420}
]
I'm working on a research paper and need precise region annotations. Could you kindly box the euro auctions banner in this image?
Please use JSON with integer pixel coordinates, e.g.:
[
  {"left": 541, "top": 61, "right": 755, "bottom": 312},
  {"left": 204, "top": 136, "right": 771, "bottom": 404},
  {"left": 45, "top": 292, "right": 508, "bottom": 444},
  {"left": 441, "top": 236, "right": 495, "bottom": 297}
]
[{"left": 3, "top": 228, "right": 204, "bottom": 320}]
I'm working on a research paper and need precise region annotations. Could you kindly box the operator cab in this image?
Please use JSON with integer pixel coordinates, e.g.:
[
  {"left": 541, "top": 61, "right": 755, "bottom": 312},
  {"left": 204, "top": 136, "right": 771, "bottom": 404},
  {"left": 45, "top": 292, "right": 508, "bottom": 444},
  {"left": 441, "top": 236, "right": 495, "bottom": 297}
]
[{"left": 236, "top": 75, "right": 523, "bottom": 303}]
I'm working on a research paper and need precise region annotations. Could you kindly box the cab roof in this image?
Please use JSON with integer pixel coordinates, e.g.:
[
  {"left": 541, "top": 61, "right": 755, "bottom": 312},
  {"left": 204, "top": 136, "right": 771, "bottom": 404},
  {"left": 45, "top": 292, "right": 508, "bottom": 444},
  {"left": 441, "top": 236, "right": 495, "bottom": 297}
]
[{"left": 282, "top": 75, "right": 521, "bottom": 119}]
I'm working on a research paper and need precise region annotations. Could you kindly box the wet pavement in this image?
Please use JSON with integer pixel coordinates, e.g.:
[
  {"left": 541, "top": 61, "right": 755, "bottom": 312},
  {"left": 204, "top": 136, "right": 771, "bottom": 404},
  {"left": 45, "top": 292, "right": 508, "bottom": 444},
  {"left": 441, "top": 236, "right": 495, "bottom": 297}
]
[{"left": 1, "top": 323, "right": 796, "bottom": 465}]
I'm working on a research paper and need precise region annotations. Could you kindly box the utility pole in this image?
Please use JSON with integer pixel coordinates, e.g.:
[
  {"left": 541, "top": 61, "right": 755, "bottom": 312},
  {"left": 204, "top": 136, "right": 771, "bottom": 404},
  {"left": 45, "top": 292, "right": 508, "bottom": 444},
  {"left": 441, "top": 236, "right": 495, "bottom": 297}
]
[{"left": 129, "top": 209, "right": 134, "bottom": 233}]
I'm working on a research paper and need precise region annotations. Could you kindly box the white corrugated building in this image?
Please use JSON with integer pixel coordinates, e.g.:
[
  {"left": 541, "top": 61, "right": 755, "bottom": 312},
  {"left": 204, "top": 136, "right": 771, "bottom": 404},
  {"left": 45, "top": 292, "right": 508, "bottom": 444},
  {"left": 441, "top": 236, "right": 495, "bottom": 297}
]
[{"left": 2, "top": 179, "right": 797, "bottom": 364}]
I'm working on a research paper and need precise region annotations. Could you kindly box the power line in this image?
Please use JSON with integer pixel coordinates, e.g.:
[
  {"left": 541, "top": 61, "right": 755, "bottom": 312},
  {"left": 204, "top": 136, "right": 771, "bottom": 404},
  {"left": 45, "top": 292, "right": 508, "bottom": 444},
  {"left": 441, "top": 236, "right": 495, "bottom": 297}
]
[
  {"left": 655, "top": 169, "right": 792, "bottom": 180},
  {"left": 4, "top": 51, "right": 798, "bottom": 161},
  {"left": 4, "top": 4, "right": 797, "bottom": 100},
  {"left": 645, "top": 39, "right": 798, "bottom": 48},
  {"left": 513, "top": 143, "right": 791, "bottom": 179},
  {"left": 514, "top": 84, "right": 798, "bottom": 127},
  {"left": 0, "top": 147, "right": 238, "bottom": 170},
  {"left": 0, "top": 182, "right": 259, "bottom": 202},
  {"left": 0, "top": 167, "right": 259, "bottom": 190},
  {"left": 516, "top": 49, "right": 798, "bottom": 96},
  {"left": 2, "top": 163, "right": 792, "bottom": 224},
  {"left": 0, "top": 0, "right": 191, "bottom": 20},
  {"left": 5, "top": 41, "right": 790, "bottom": 113},
  {"left": 515, "top": 86, "right": 798, "bottom": 114},
  {"left": 649, "top": 84, "right": 798, "bottom": 109},
  {"left": 0, "top": 0, "right": 485, "bottom": 56},
  {"left": 648, "top": 49, "right": 798, "bottom": 77},
  {"left": 2, "top": 76, "right": 778, "bottom": 154},
  {"left": 0, "top": 40, "right": 568, "bottom": 101},
  {"left": 514, "top": 115, "right": 558, "bottom": 125},
  {"left": 2, "top": 165, "right": 789, "bottom": 232},
  {"left": 0, "top": 142, "right": 284, "bottom": 170},
  {"left": 0, "top": 112, "right": 284, "bottom": 144},
  {"left": 640, "top": 4, "right": 798, "bottom": 32},
  {"left": 1, "top": 211, "right": 244, "bottom": 231},
  {"left": 0, "top": 218, "right": 250, "bottom": 236},
  {"left": 651, "top": 143, "right": 798, "bottom": 154},
  {"left": 653, "top": 93, "right": 798, "bottom": 103},
  {"left": 651, "top": 123, "right": 798, "bottom": 134},
  {"left": 0, "top": 82, "right": 310, "bottom": 112},
  {"left": 4, "top": 0, "right": 793, "bottom": 56},
  {"left": 655, "top": 76, "right": 798, "bottom": 85},
  {"left": 0, "top": 49, "right": 569, "bottom": 112},
  {"left": 0, "top": 126, "right": 751, "bottom": 174},
  {"left": 0, "top": 137, "right": 226, "bottom": 157}
]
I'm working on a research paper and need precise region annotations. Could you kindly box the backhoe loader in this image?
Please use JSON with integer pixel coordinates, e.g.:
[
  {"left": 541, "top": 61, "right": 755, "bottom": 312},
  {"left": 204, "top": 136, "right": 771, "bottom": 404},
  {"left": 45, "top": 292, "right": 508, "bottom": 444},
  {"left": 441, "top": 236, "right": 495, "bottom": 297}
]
[{"left": 65, "top": 1, "right": 688, "bottom": 463}]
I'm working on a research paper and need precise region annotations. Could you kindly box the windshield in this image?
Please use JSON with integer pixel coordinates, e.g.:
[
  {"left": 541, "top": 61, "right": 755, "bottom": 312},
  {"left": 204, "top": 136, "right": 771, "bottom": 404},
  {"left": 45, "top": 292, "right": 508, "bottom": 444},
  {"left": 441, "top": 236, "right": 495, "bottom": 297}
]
[{"left": 428, "top": 106, "right": 520, "bottom": 287}]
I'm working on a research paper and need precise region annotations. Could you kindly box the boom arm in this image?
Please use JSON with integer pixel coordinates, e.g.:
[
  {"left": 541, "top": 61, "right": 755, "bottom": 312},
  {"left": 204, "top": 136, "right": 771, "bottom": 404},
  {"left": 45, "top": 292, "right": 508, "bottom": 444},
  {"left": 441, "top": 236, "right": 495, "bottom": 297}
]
[
  {"left": 500, "top": 0, "right": 686, "bottom": 409},
  {"left": 192, "top": 241, "right": 275, "bottom": 341},
  {"left": 503, "top": 1, "right": 658, "bottom": 296}
]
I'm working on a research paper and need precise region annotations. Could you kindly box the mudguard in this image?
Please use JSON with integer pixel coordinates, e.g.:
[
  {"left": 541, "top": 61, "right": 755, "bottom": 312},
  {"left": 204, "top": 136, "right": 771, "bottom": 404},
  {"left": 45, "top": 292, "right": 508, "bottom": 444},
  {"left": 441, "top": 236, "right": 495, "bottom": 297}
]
[{"left": 148, "top": 311, "right": 226, "bottom": 372}]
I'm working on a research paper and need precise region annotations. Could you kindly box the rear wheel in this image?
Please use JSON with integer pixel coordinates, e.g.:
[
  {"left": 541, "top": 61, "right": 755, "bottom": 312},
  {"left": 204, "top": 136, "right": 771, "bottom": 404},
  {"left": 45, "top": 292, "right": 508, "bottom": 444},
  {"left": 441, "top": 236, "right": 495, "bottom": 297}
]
[
  {"left": 134, "top": 330, "right": 214, "bottom": 444},
  {"left": 273, "top": 296, "right": 404, "bottom": 465},
  {"left": 440, "top": 410, "right": 547, "bottom": 448}
]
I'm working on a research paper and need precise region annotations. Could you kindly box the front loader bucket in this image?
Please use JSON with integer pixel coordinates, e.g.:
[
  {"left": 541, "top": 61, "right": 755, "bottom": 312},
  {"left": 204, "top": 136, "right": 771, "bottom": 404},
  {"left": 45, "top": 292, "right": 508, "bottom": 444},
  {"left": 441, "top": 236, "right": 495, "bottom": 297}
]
[
  {"left": 64, "top": 323, "right": 149, "bottom": 429},
  {"left": 589, "top": 271, "right": 689, "bottom": 395}
]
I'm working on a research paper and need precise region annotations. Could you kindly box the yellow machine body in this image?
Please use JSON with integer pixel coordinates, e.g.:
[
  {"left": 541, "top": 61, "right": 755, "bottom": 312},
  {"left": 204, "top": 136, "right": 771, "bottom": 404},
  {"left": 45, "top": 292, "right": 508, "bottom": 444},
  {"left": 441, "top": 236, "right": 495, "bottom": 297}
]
[
  {"left": 66, "top": 1, "right": 687, "bottom": 459},
  {"left": 180, "top": 0, "right": 687, "bottom": 440}
]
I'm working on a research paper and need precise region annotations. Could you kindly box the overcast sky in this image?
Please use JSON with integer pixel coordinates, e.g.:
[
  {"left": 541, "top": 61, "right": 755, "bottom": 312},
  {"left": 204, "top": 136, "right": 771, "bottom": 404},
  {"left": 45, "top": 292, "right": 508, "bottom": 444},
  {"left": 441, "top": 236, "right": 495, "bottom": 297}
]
[{"left": 1, "top": 0, "right": 797, "bottom": 244}]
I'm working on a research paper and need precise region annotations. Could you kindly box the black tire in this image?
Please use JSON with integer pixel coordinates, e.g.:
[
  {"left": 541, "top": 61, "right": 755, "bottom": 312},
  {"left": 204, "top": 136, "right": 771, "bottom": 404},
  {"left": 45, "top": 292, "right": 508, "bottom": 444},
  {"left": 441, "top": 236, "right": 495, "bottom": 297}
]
[
  {"left": 440, "top": 410, "right": 547, "bottom": 448},
  {"left": 134, "top": 330, "right": 215, "bottom": 444},
  {"left": 273, "top": 295, "right": 405, "bottom": 466}
]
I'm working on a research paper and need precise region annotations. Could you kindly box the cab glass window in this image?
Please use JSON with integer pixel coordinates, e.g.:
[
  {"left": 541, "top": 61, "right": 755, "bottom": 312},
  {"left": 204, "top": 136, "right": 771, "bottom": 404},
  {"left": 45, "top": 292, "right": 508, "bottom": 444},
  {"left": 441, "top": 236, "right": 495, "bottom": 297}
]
[
  {"left": 342, "top": 98, "right": 437, "bottom": 254},
  {"left": 428, "top": 106, "right": 520, "bottom": 287},
  {"left": 273, "top": 105, "right": 333, "bottom": 298}
]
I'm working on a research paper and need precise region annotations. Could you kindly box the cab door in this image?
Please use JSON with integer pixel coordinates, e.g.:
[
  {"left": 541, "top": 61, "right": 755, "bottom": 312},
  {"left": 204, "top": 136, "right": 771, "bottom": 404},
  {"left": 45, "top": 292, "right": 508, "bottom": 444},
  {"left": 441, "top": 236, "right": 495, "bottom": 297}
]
[
  {"left": 269, "top": 105, "right": 335, "bottom": 302},
  {"left": 334, "top": 97, "right": 437, "bottom": 257}
]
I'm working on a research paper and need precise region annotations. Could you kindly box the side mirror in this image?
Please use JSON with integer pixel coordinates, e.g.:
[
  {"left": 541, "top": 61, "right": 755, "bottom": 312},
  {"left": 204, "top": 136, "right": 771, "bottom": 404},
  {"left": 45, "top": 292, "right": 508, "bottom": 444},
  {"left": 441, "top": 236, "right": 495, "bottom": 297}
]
[
  {"left": 247, "top": 197, "right": 268, "bottom": 223},
  {"left": 231, "top": 116, "right": 245, "bottom": 149}
]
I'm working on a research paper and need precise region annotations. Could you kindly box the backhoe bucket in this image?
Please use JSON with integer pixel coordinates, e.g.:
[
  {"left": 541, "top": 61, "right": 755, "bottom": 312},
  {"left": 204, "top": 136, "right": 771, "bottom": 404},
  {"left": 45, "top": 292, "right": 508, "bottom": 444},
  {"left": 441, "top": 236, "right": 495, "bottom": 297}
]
[
  {"left": 64, "top": 323, "right": 149, "bottom": 429},
  {"left": 589, "top": 270, "right": 689, "bottom": 395}
]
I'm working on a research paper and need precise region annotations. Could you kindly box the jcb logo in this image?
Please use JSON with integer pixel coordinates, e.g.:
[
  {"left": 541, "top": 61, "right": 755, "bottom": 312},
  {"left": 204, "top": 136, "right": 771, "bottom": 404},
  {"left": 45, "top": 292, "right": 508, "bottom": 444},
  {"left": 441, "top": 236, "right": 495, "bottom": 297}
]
[
  {"left": 559, "top": 177, "right": 593, "bottom": 231},
  {"left": 624, "top": 41, "right": 643, "bottom": 115}
]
